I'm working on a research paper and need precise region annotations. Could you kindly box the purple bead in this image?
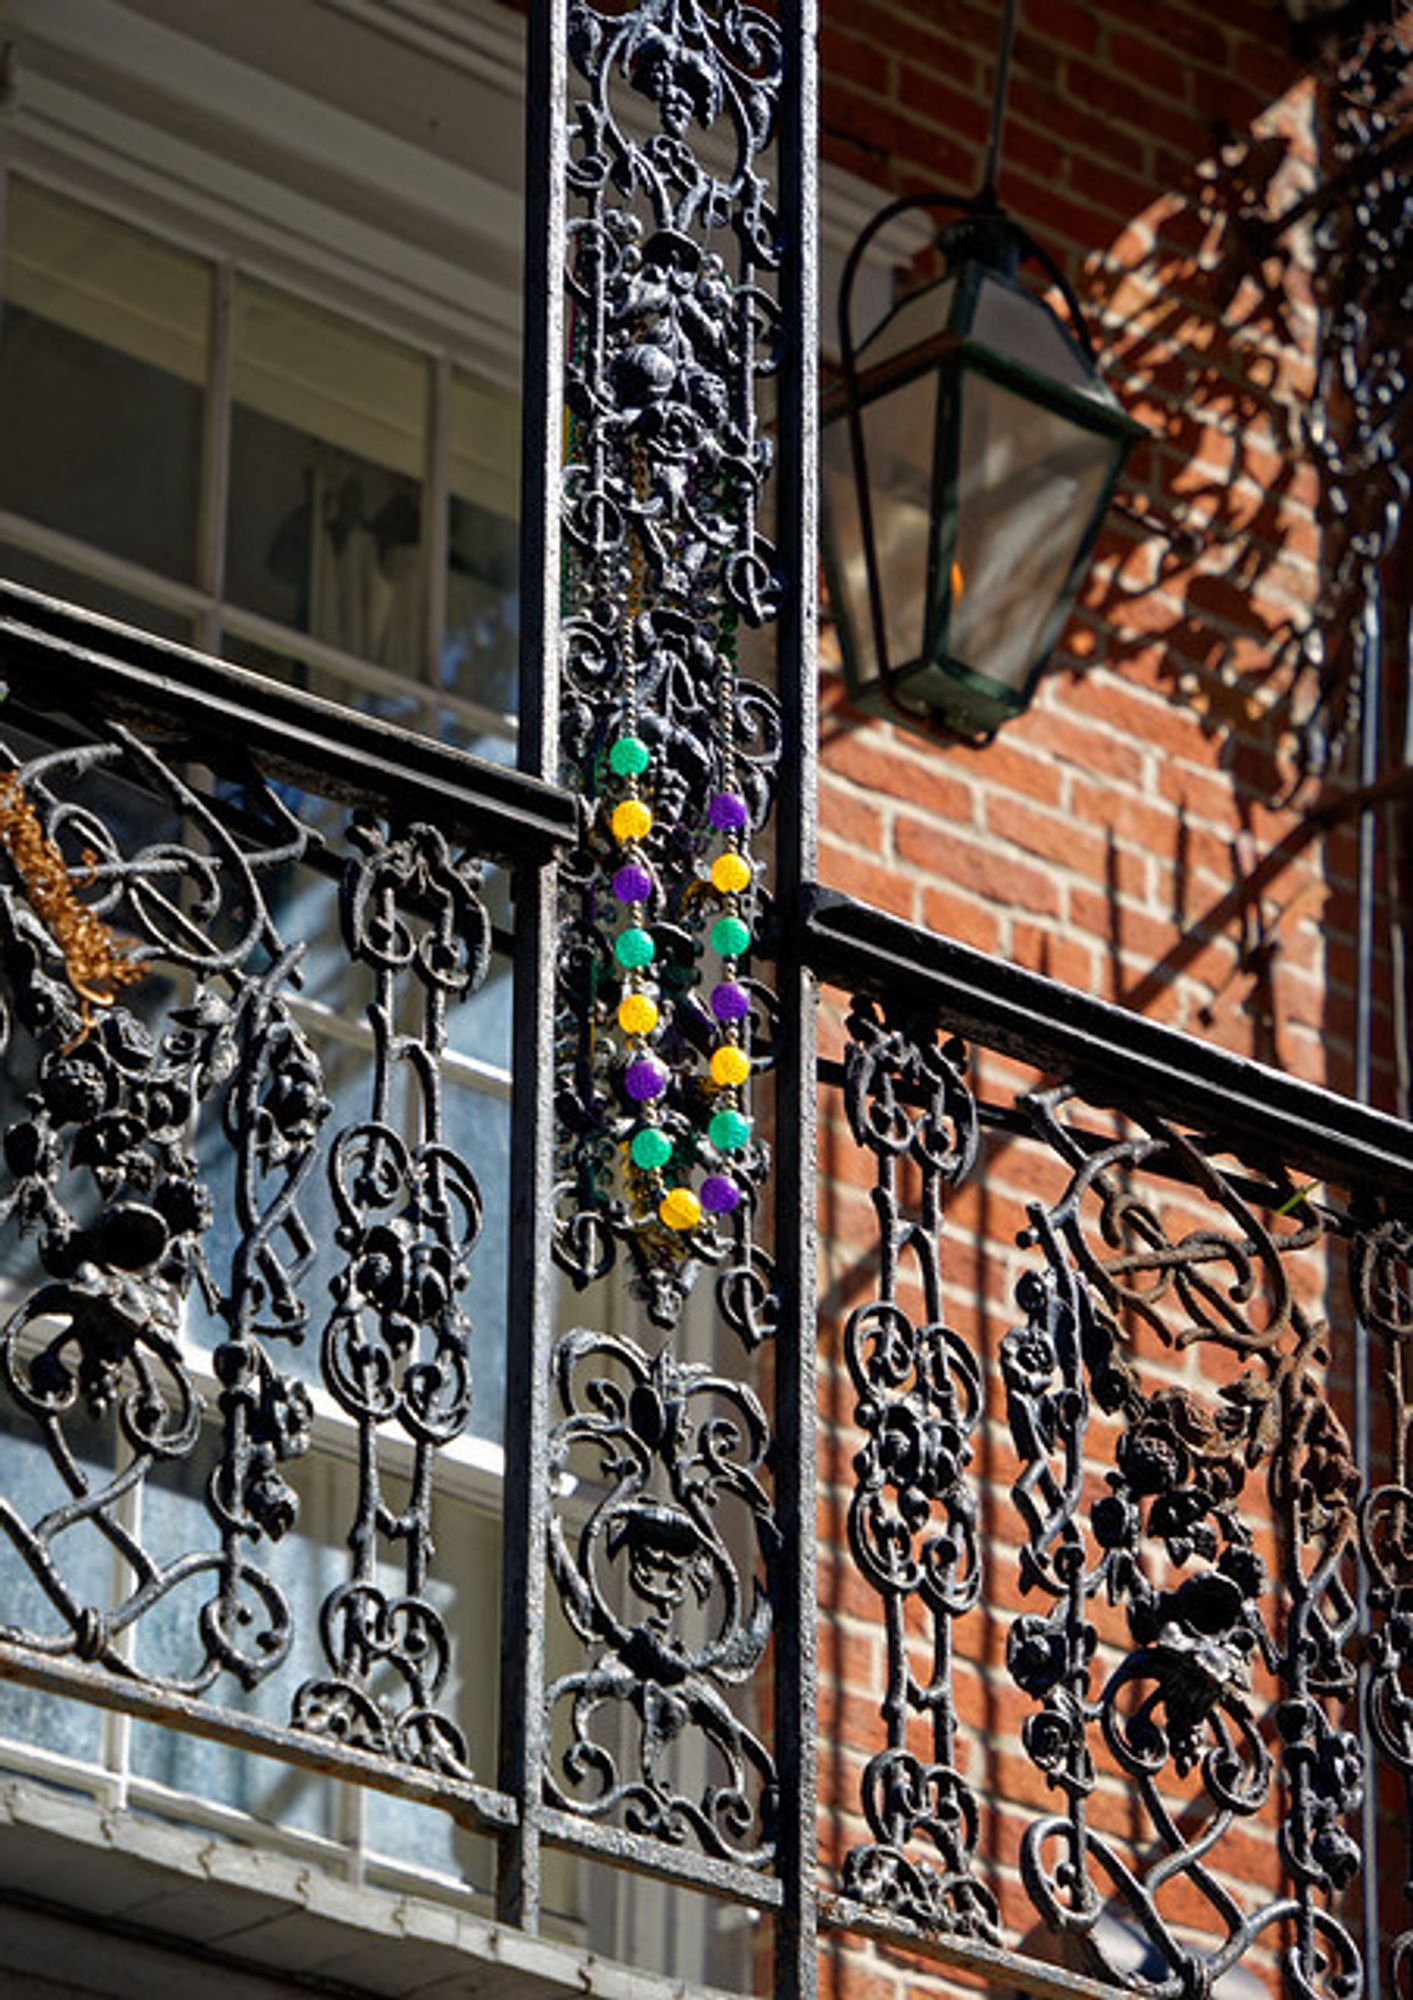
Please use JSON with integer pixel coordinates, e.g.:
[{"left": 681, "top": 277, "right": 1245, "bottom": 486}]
[
  {"left": 624, "top": 1056, "right": 667, "bottom": 1103},
  {"left": 708, "top": 791, "right": 748, "bottom": 832},
  {"left": 613, "top": 863, "right": 652, "bottom": 904},
  {"left": 711, "top": 980, "right": 750, "bottom": 1023},
  {"left": 700, "top": 1174, "right": 741, "bottom": 1216}
]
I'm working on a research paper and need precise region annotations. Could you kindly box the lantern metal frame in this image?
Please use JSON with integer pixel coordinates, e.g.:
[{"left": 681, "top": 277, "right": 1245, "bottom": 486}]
[{"left": 825, "top": 189, "right": 1147, "bottom": 746}]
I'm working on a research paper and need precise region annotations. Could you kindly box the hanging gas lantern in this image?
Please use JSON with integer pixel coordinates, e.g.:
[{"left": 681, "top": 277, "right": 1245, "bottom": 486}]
[{"left": 822, "top": 197, "right": 1145, "bottom": 745}]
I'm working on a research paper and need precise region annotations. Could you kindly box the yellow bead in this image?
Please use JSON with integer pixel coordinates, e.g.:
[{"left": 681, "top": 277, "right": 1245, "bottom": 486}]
[
  {"left": 710, "top": 1044, "right": 750, "bottom": 1088},
  {"left": 711, "top": 851, "right": 752, "bottom": 895},
  {"left": 618, "top": 992, "right": 659, "bottom": 1036},
  {"left": 611, "top": 798, "right": 652, "bottom": 843},
  {"left": 659, "top": 1186, "right": 702, "bottom": 1232}
]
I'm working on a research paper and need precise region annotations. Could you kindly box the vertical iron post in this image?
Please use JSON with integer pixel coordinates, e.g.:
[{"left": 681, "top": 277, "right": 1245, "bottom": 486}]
[
  {"left": 497, "top": 0, "right": 568, "bottom": 1933},
  {"left": 774, "top": 5, "right": 820, "bottom": 1997}
]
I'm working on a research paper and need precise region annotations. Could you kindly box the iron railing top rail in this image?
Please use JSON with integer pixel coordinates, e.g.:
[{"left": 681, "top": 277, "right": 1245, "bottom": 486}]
[
  {"left": 0, "top": 584, "right": 580, "bottom": 863},
  {"left": 804, "top": 882, "right": 1413, "bottom": 1201}
]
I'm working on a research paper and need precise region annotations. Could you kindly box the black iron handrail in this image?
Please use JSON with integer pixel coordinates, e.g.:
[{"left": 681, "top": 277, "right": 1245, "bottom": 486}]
[
  {"left": 804, "top": 882, "right": 1413, "bottom": 1202},
  {"left": 0, "top": 583, "right": 579, "bottom": 864}
]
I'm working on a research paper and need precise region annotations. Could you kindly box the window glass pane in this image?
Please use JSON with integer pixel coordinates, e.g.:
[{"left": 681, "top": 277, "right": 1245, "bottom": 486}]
[
  {"left": 444, "top": 369, "right": 519, "bottom": 732},
  {"left": 0, "top": 179, "right": 209, "bottom": 585},
  {"left": 0, "top": 1407, "right": 108, "bottom": 1767},
  {"left": 442, "top": 1079, "right": 510, "bottom": 1447},
  {"left": 227, "top": 280, "right": 428, "bottom": 679},
  {"left": 220, "top": 629, "right": 430, "bottom": 732}
]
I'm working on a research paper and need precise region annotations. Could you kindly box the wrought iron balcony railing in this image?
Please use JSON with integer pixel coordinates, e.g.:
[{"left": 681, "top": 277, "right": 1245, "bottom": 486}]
[
  {"left": 0, "top": 0, "right": 1411, "bottom": 1994},
  {"left": 0, "top": 585, "right": 1411, "bottom": 2000}
]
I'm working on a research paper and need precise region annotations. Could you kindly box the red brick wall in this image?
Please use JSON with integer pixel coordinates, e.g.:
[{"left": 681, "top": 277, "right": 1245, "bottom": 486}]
[{"left": 817, "top": 0, "right": 1387, "bottom": 1100}]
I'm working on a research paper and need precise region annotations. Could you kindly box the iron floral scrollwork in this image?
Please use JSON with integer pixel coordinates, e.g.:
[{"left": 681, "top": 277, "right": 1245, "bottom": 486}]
[
  {"left": 1353, "top": 1210, "right": 1413, "bottom": 1996},
  {"left": 294, "top": 818, "right": 488, "bottom": 1775},
  {"left": 837, "top": 998, "right": 997, "bottom": 1940},
  {"left": 1004, "top": 1089, "right": 1363, "bottom": 1999},
  {"left": 545, "top": 1326, "right": 777, "bottom": 1862},
  {"left": 554, "top": 0, "right": 785, "bottom": 1324},
  {"left": 0, "top": 733, "right": 326, "bottom": 1692}
]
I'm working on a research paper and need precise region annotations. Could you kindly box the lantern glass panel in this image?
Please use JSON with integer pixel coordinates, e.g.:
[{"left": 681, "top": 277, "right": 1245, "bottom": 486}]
[
  {"left": 863, "top": 277, "right": 956, "bottom": 368},
  {"left": 971, "top": 272, "right": 1091, "bottom": 388},
  {"left": 943, "top": 365, "right": 1122, "bottom": 694},
  {"left": 820, "top": 413, "right": 871, "bottom": 674},
  {"left": 821, "top": 364, "right": 941, "bottom": 690},
  {"left": 862, "top": 369, "right": 940, "bottom": 675}
]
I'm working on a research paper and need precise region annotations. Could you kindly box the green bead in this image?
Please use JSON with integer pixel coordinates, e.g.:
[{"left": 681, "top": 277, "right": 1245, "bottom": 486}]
[
  {"left": 615, "top": 926, "right": 656, "bottom": 970},
  {"left": 609, "top": 734, "right": 651, "bottom": 777},
  {"left": 631, "top": 1127, "right": 673, "bottom": 1170},
  {"left": 711, "top": 915, "right": 751, "bottom": 958},
  {"left": 709, "top": 1108, "right": 751, "bottom": 1154}
]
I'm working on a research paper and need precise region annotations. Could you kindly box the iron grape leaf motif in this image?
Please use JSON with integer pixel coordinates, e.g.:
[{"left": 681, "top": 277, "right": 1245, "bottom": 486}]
[
  {"left": 0, "top": 726, "right": 494, "bottom": 1786},
  {"left": 0, "top": 732, "right": 326, "bottom": 1692}
]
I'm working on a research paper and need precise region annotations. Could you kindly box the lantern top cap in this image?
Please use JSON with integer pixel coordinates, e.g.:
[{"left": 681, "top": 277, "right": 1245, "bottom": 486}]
[{"left": 840, "top": 188, "right": 1105, "bottom": 380}]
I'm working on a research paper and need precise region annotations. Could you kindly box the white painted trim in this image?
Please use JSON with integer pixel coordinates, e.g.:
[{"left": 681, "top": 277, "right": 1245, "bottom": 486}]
[
  {"left": 5, "top": 79, "right": 523, "bottom": 375},
  {"left": 4, "top": 0, "right": 924, "bottom": 366},
  {"left": 313, "top": 0, "right": 528, "bottom": 87},
  {"left": 9, "top": 0, "right": 523, "bottom": 255}
]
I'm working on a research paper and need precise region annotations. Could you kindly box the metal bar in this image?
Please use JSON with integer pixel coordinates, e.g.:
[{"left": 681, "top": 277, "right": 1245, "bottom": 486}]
[
  {"left": 0, "top": 508, "right": 214, "bottom": 619},
  {"left": 1354, "top": 537, "right": 1384, "bottom": 2000},
  {"left": 495, "top": 857, "right": 559, "bottom": 1934},
  {"left": 196, "top": 260, "right": 234, "bottom": 656},
  {"left": 536, "top": 1808, "right": 786, "bottom": 1910},
  {"left": 425, "top": 352, "right": 453, "bottom": 700},
  {"left": 773, "top": 4, "right": 820, "bottom": 1999},
  {"left": 804, "top": 885, "right": 1413, "bottom": 1200},
  {"left": 820, "top": 1897, "right": 1139, "bottom": 2000},
  {"left": 495, "top": 0, "right": 568, "bottom": 1934},
  {"left": 979, "top": 0, "right": 1020, "bottom": 200},
  {"left": 0, "top": 1642, "right": 516, "bottom": 1834},
  {"left": 0, "top": 585, "right": 576, "bottom": 861}
]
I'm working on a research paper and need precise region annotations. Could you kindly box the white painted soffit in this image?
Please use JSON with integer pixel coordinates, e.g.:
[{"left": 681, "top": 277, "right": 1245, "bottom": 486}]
[
  {"left": 3, "top": 0, "right": 527, "bottom": 373},
  {"left": 315, "top": 0, "right": 936, "bottom": 291},
  {"left": 4, "top": 0, "right": 929, "bottom": 367}
]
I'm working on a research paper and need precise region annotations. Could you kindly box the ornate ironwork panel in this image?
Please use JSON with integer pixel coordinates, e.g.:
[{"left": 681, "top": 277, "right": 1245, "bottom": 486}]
[
  {"left": 0, "top": 665, "right": 515, "bottom": 1813},
  {"left": 553, "top": 0, "right": 785, "bottom": 1330},
  {"left": 1001, "top": 1086, "right": 1365, "bottom": 1999},
  {"left": 814, "top": 922, "right": 1413, "bottom": 2000},
  {"left": 1357, "top": 1213, "right": 1413, "bottom": 1996},
  {"left": 534, "top": 0, "right": 800, "bottom": 1886},
  {"left": 835, "top": 997, "right": 997, "bottom": 1940}
]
